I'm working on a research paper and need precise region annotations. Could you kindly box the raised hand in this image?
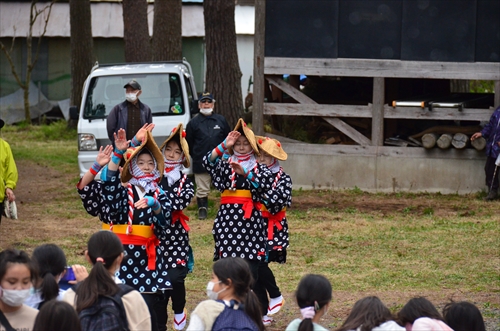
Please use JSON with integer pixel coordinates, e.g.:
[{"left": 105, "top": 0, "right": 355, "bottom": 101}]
[
  {"left": 225, "top": 131, "right": 241, "bottom": 148},
  {"left": 96, "top": 145, "right": 113, "bottom": 166},
  {"left": 114, "top": 128, "right": 129, "bottom": 151},
  {"left": 135, "top": 123, "right": 155, "bottom": 142}
]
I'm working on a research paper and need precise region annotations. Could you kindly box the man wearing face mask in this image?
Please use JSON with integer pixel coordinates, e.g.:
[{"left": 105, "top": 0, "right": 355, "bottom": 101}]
[
  {"left": 186, "top": 92, "right": 230, "bottom": 220},
  {"left": 106, "top": 79, "right": 153, "bottom": 147}
]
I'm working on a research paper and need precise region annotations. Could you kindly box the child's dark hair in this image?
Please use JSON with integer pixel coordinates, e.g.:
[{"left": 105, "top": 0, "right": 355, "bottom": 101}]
[
  {"left": 295, "top": 274, "right": 332, "bottom": 331},
  {"left": 32, "top": 244, "right": 67, "bottom": 303},
  {"left": 0, "top": 248, "right": 38, "bottom": 284},
  {"left": 336, "top": 296, "right": 394, "bottom": 331},
  {"left": 398, "top": 297, "right": 444, "bottom": 324},
  {"left": 75, "top": 231, "right": 124, "bottom": 312},
  {"left": 213, "top": 257, "right": 265, "bottom": 331},
  {"left": 442, "top": 301, "right": 486, "bottom": 331},
  {"left": 33, "top": 300, "right": 82, "bottom": 331}
]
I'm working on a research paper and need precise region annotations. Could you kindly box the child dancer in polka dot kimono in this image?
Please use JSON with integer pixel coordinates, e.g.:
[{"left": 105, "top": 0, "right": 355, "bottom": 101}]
[
  {"left": 255, "top": 136, "right": 292, "bottom": 326},
  {"left": 202, "top": 118, "right": 273, "bottom": 281},
  {"left": 156, "top": 123, "right": 195, "bottom": 331},
  {"left": 100, "top": 128, "right": 172, "bottom": 331},
  {"left": 76, "top": 123, "right": 155, "bottom": 217}
]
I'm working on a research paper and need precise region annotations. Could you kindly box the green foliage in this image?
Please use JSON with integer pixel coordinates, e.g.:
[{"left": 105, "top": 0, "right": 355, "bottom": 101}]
[
  {"left": 2, "top": 121, "right": 78, "bottom": 173},
  {"left": 470, "top": 80, "right": 495, "bottom": 93}
]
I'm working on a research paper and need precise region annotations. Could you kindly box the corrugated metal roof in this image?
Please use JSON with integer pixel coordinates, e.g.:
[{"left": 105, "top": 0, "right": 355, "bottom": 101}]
[{"left": 0, "top": 2, "right": 253, "bottom": 38}]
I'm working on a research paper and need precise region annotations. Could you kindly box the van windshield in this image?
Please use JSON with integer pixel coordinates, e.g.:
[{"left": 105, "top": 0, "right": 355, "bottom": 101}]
[{"left": 83, "top": 74, "right": 185, "bottom": 119}]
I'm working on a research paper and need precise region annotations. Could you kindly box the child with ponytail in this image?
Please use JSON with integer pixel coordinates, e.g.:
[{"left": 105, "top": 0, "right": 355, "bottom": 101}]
[
  {"left": 62, "top": 230, "right": 151, "bottom": 331},
  {"left": 186, "top": 257, "right": 264, "bottom": 331},
  {"left": 286, "top": 274, "right": 332, "bottom": 331}
]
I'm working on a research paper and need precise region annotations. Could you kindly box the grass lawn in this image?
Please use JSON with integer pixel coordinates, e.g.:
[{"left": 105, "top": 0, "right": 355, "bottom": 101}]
[{"left": 1, "top": 122, "right": 498, "bottom": 330}]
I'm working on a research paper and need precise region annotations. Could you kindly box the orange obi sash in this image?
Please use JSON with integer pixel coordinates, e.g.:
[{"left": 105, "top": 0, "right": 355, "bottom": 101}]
[
  {"left": 220, "top": 190, "right": 261, "bottom": 219},
  {"left": 172, "top": 210, "right": 190, "bottom": 231},
  {"left": 102, "top": 223, "right": 159, "bottom": 270},
  {"left": 261, "top": 206, "right": 286, "bottom": 240}
]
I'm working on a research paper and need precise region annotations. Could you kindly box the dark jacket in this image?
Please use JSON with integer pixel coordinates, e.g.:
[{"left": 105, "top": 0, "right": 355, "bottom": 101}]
[
  {"left": 481, "top": 106, "right": 500, "bottom": 158},
  {"left": 106, "top": 100, "right": 153, "bottom": 144},
  {"left": 186, "top": 113, "right": 230, "bottom": 173}
]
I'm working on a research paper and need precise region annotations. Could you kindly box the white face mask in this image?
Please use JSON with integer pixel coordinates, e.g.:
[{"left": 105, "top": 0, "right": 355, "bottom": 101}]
[
  {"left": 206, "top": 281, "right": 226, "bottom": 300},
  {"left": 0, "top": 286, "right": 32, "bottom": 307},
  {"left": 126, "top": 92, "right": 138, "bottom": 103},
  {"left": 200, "top": 108, "right": 213, "bottom": 116}
]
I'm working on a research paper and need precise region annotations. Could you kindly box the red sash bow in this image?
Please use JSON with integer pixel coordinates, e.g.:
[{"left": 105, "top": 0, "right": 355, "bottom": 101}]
[{"left": 172, "top": 210, "right": 190, "bottom": 231}]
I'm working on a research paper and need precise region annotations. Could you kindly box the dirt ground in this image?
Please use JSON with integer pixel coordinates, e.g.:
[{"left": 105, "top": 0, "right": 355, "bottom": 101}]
[{"left": 1, "top": 160, "right": 499, "bottom": 330}]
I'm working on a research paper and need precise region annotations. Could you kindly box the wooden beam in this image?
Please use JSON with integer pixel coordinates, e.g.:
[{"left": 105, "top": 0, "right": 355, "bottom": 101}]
[
  {"left": 266, "top": 76, "right": 316, "bottom": 104},
  {"left": 323, "top": 117, "right": 372, "bottom": 145},
  {"left": 282, "top": 142, "right": 484, "bottom": 160},
  {"left": 251, "top": 0, "right": 266, "bottom": 135},
  {"left": 372, "top": 77, "right": 385, "bottom": 146},
  {"left": 264, "top": 57, "right": 500, "bottom": 80},
  {"left": 266, "top": 76, "right": 372, "bottom": 145},
  {"left": 263, "top": 103, "right": 494, "bottom": 121}
]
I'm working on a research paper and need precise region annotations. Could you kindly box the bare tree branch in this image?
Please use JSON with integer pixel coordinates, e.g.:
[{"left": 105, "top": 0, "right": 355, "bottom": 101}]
[{"left": 0, "top": 41, "right": 24, "bottom": 88}]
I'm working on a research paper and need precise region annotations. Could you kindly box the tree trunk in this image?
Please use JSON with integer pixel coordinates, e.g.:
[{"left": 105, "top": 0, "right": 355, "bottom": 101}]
[
  {"left": 450, "top": 79, "right": 469, "bottom": 93},
  {"left": 204, "top": 0, "right": 243, "bottom": 127},
  {"left": 452, "top": 133, "right": 470, "bottom": 149},
  {"left": 471, "top": 136, "right": 486, "bottom": 151},
  {"left": 122, "top": 0, "right": 151, "bottom": 62},
  {"left": 152, "top": 0, "right": 182, "bottom": 61},
  {"left": 437, "top": 133, "right": 453, "bottom": 149},
  {"left": 70, "top": 0, "right": 93, "bottom": 111},
  {"left": 421, "top": 133, "right": 439, "bottom": 149}
]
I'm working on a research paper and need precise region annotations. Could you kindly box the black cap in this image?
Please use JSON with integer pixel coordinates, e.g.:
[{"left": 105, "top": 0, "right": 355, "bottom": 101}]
[
  {"left": 199, "top": 91, "right": 215, "bottom": 102},
  {"left": 124, "top": 79, "right": 141, "bottom": 90},
  {"left": 0, "top": 119, "right": 4, "bottom": 129}
]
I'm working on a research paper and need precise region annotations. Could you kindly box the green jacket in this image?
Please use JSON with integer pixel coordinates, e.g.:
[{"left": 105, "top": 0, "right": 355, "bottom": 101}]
[{"left": 0, "top": 138, "right": 18, "bottom": 203}]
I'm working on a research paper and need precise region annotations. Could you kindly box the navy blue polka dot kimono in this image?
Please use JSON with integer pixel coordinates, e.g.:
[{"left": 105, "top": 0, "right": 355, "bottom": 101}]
[
  {"left": 260, "top": 170, "right": 292, "bottom": 263},
  {"left": 97, "top": 173, "right": 172, "bottom": 292},
  {"left": 202, "top": 152, "right": 273, "bottom": 262},
  {"left": 158, "top": 173, "right": 194, "bottom": 270}
]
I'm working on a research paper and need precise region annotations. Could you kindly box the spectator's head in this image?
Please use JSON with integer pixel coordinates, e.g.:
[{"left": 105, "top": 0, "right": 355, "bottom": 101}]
[
  {"left": 0, "top": 249, "right": 38, "bottom": 308},
  {"left": 211, "top": 257, "right": 265, "bottom": 331},
  {"left": 33, "top": 300, "right": 82, "bottom": 331},
  {"left": 211, "top": 257, "right": 253, "bottom": 302},
  {"left": 294, "top": 274, "right": 332, "bottom": 331},
  {"left": 442, "top": 301, "right": 486, "bottom": 331},
  {"left": 75, "top": 231, "right": 124, "bottom": 312},
  {"left": 198, "top": 91, "right": 215, "bottom": 115},
  {"left": 32, "top": 244, "right": 67, "bottom": 302},
  {"left": 336, "top": 296, "right": 395, "bottom": 331},
  {"left": 398, "top": 297, "right": 444, "bottom": 325},
  {"left": 124, "top": 79, "right": 142, "bottom": 102}
]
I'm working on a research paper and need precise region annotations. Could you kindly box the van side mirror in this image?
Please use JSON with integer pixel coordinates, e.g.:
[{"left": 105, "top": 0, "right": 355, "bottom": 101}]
[
  {"left": 191, "top": 100, "right": 199, "bottom": 115},
  {"left": 69, "top": 106, "right": 79, "bottom": 120}
]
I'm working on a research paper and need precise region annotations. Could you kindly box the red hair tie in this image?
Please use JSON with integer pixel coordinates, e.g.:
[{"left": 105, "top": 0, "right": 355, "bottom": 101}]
[{"left": 96, "top": 257, "right": 105, "bottom": 263}]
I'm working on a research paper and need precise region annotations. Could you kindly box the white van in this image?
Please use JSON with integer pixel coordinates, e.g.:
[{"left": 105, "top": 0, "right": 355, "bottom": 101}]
[{"left": 70, "top": 61, "right": 198, "bottom": 178}]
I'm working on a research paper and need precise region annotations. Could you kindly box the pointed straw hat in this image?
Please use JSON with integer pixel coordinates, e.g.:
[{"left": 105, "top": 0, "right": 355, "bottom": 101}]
[
  {"left": 255, "top": 136, "right": 288, "bottom": 161},
  {"left": 159, "top": 123, "right": 190, "bottom": 168},
  {"left": 121, "top": 130, "right": 164, "bottom": 183},
  {"left": 228, "top": 118, "right": 259, "bottom": 155}
]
